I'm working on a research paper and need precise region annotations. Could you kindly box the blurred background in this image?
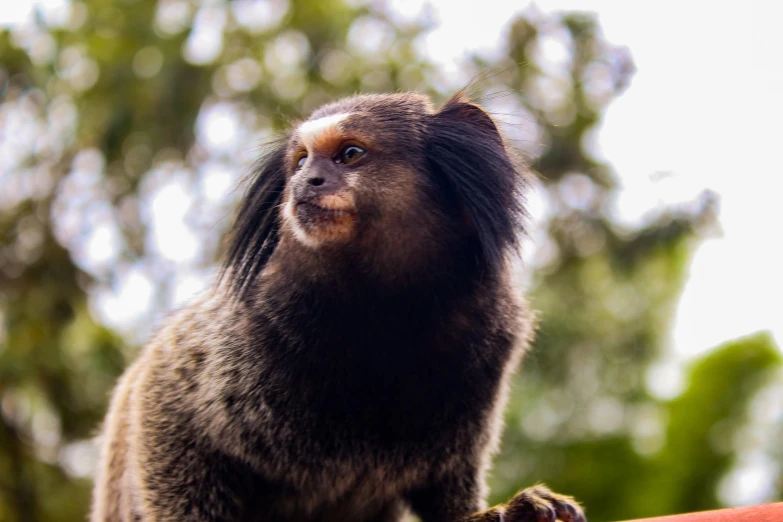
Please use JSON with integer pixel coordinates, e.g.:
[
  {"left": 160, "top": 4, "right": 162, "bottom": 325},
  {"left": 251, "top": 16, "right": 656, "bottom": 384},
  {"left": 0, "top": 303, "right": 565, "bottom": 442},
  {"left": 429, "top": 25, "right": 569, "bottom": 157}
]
[{"left": 0, "top": 0, "right": 781, "bottom": 521}]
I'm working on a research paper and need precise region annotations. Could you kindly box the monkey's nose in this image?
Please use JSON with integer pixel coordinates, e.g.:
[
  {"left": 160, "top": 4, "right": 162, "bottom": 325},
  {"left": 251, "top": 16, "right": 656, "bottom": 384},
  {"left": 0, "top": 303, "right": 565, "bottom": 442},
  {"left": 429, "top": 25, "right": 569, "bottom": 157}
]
[{"left": 304, "top": 172, "right": 343, "bottom": 195}]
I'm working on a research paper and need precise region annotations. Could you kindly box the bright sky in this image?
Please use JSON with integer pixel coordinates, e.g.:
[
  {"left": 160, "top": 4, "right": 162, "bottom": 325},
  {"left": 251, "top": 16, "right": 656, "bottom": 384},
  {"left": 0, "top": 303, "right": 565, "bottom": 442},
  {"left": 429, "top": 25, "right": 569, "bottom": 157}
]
[{"left": 2, "top": 0, "right": 781, "bottom": 357}]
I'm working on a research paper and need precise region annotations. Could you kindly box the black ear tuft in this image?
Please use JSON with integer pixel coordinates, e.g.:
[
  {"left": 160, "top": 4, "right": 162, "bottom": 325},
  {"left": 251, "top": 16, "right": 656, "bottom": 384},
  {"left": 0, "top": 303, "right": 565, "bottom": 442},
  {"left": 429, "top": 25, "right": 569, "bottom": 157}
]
[
  {"left": 426, "top": 94, "right": 527, "bottom": 273},
  {"left": 220, "top": 140, "right": 288, "bottom": 300}
]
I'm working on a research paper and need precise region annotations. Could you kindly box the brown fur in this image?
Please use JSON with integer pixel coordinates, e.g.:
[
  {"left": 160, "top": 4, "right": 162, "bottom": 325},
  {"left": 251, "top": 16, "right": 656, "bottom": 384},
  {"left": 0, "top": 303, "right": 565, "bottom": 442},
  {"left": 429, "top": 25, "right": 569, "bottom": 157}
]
[{"left": 90, "top": 92, "right": 585, "bottom": 522}]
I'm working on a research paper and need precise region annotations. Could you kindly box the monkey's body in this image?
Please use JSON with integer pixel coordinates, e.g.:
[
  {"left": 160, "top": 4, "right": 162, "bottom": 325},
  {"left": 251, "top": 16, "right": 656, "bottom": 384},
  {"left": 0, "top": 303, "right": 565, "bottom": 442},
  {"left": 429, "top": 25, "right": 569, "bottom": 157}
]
[
  {"left": 91, "top": 93, "right": 584, "bottom": 522},
  {"left": 94, "top": 260, "right": 527, "bottom": 521}
]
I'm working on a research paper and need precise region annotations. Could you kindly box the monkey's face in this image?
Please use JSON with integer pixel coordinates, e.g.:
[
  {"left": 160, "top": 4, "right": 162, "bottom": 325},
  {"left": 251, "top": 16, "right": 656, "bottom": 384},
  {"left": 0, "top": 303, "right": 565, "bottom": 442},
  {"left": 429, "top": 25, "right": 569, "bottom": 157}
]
[
  {"left": 224, "top": 93, "right": 524, "bottom": 295},
  {"left": 281, "top": 95, "right": 436, "bottom": 259},
  {"left": 282, "top": 112, "right": 365, "bottom": 248}
]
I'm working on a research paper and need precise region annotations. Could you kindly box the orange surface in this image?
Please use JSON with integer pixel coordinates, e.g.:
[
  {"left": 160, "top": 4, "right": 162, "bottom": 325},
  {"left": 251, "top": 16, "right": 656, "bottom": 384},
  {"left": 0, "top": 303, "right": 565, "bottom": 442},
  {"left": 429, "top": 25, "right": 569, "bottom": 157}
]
[{"left": 622, "top": 503, "right": 783, "bottom": 522}]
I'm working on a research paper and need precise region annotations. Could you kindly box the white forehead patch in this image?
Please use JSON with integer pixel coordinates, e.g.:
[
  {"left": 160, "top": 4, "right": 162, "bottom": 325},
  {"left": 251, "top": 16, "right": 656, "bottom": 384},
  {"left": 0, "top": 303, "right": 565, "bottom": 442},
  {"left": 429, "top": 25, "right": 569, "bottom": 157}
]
[{"left": 298, "top": 113, "right": 350, "bottom": 149}]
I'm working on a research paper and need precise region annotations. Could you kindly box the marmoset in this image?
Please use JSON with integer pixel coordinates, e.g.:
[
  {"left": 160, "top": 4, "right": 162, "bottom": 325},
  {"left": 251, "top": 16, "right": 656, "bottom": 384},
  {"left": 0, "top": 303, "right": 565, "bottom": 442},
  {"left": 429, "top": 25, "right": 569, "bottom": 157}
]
[{"left": 91, "top": 92, "right": 585, "bottom": 522}]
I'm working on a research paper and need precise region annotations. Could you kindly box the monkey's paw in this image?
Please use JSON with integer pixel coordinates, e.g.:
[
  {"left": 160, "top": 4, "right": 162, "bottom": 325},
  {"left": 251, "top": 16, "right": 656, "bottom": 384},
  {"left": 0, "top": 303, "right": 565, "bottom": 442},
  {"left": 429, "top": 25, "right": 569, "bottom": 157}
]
[{"left": 496, "top": 484, "right": 585, "bottom": 522}]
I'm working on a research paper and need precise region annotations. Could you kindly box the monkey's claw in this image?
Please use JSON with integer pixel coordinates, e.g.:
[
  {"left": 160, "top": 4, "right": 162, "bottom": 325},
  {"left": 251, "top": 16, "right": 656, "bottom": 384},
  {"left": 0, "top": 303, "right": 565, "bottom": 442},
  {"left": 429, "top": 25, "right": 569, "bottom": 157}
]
[{"left": 501, "top": 485, "right": 585, "bottom": 522}]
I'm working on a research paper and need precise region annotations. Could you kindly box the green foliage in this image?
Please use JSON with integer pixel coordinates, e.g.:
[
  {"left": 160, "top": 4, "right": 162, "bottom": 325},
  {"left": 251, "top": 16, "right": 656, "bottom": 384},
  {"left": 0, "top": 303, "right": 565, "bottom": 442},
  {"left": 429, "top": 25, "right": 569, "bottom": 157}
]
[
  {"left": 492, "top": 333, "right": 781, "bottom": 522},
  {"left": 649, "top": 333, "right": 781, "bottom": 516},
  {"left": 0, "top": 1, "right": 780, "bottom": 521}
]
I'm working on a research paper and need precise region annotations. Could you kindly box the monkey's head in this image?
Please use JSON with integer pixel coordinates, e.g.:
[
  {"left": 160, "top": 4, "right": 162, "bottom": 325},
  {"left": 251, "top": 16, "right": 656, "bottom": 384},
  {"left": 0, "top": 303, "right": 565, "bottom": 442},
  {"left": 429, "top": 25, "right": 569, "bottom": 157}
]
[{"left": 225, "top": 93, "right": 526, "bottom": 297}]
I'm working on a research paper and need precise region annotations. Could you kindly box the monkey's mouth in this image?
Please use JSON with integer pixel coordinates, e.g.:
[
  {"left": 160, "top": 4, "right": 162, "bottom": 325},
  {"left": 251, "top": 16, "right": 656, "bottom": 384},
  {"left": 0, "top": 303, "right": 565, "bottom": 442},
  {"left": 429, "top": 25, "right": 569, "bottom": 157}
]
[
  {"left": 293, "top": 198, "right": 357, "bottom": 243},
  {"left": 285, "top": 193, "right": 357, "bottom": 245},
  {"left": 296, "top": 200, "right": 355, "bottom": 221},
  {"left": 295, "top": 192, "right": 356, "bottom": 222},
  {"left": 296, "top": 201, "right": 354, "bottom": 216}
]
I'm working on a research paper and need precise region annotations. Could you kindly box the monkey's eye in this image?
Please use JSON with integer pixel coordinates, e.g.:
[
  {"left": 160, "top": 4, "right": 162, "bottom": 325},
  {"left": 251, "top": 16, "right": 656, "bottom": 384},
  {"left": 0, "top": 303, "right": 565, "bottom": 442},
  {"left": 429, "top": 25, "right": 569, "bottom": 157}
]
[
  {"left": 336, "top": 145, "right": 366, "bottom": 165},
  {"left": 296, "top": 155, "right": 307, "bottom": 170}
]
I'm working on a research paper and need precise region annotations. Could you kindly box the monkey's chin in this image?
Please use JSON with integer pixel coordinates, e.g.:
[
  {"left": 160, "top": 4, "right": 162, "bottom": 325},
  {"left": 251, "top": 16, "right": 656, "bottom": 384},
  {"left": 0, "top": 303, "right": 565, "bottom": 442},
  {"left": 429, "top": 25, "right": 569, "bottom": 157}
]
[{"left": 288, "top": 201, "right": 356, "bottom": 248}]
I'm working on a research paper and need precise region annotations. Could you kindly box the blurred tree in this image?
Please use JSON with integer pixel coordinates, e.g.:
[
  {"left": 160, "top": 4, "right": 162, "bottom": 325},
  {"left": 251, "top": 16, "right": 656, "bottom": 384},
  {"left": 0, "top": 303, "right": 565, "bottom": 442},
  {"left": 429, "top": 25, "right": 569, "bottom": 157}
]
[
  {"left": 473, "top": 11, "right": 783, "bottom": 521},
  {"left": 0, "top": 1, "right": 780, "bottom": 522}
]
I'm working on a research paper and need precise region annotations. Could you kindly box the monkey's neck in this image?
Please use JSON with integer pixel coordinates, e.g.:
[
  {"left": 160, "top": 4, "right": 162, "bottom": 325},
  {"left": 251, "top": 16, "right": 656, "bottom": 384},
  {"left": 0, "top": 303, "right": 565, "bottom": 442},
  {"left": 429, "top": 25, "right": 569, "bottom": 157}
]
[
  {"left": 258, "top": 256, "right": 473, "bottom": 350},
  {"left": 257, "top": 239, "right": 486, "bottom": 337},
  {"left": 241, "top": 243, "right": 501, "bottom": 438}
]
